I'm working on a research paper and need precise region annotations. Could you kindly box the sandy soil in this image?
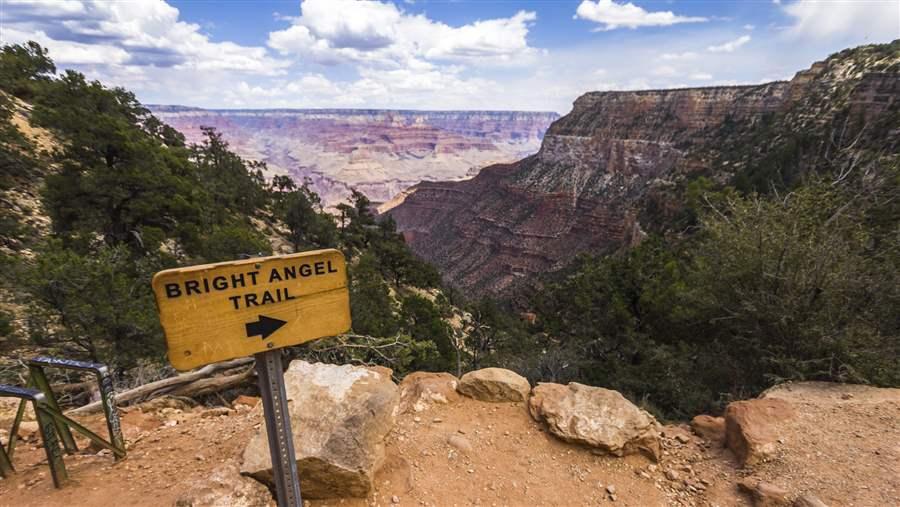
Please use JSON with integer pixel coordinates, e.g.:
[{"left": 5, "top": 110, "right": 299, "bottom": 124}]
[{"left": 1, "top": 382, "right": 897, "bottom": 507}]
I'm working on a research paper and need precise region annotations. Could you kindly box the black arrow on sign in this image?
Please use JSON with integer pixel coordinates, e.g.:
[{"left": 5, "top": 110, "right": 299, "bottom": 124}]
[{"left": 245, "top": 315, "right": 287, "bottom": 340}]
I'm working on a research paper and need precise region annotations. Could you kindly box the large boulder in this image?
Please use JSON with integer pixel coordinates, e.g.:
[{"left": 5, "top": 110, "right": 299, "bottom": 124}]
[
  {"left": 457, "top": 368, "right": 530, "bottom": 402},
  {"left": 725, "top": 398, "right": 796, "bottom": 467},
  {"left": 528, "top": 382, "right": 660, "bottom": 459},
  {"left": 399, "top": 372, "right": 459, "bottom": 413},
  {"left": 241, "top": 361, "right": 399, "bottom": 499}
]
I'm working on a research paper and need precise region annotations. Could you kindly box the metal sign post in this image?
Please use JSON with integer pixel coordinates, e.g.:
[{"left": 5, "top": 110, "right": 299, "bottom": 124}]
[{"left": 255, "top": 350, "right": 302, "bottom": 507}]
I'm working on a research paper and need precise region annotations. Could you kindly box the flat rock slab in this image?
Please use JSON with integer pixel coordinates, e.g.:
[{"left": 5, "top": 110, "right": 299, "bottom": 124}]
[
  {"left": 241, "top": 361, "right": 399, "bottom": 498},
  {"left": 457, "top": 368, "right": 530, "bottom": 402},
  {"left": 529, "top": 382, "right": 660, "bottom": 459}
]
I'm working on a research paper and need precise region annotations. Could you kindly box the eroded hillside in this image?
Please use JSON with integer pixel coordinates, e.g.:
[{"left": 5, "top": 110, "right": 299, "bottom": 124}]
[{"left": 388, "top": 42, "right": 899, "bottom": 296}]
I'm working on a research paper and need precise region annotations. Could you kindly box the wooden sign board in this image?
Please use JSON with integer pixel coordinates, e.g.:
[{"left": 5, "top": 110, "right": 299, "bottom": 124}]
[{"left": 152, "top": 249, "right": 350, "bottom": 371}]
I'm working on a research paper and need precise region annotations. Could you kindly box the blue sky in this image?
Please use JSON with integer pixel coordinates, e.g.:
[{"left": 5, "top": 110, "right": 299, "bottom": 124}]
[{"left": 1, "top": 0, "right": 897, "bottom": 113}]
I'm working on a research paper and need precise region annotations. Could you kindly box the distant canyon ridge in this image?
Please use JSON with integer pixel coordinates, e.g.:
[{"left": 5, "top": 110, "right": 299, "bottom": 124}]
[
  {"left": 386, "top": 43, "right": 899, "bottom": 296},
  {"left": 148, "top": 106, "right": 558, "bottom": 208}
]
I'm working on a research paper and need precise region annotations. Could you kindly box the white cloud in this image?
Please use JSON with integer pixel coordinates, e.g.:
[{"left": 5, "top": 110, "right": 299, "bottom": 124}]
[
  {"left": 660, "top": 51, "right": 698, "bottom": 60},
  {"left": 743, "top": 24, "right": 755, "bottom": 31},
  {"left": 689, "top": 72, "right": 713, "bottom": 80},
  {"left": 574, "top": 0, "right": 707, "bottom": 30},
  {"left": 268, "top": 0, "right": 537, "bottom": 67},
  {"left": 0, "top": 0, "right": 289, "bottom": 74},
  {"left": 651, "top": 65, "right": 679, "bottom": 77},
  {"left": 707, "top": 35, "right": 751, "bottom": 52},
  {"left": 782, "top": 0, "right": 899, "bottom": 42}
]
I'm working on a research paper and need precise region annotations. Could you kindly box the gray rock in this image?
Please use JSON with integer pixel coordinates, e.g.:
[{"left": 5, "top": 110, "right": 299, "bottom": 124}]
[
  {"left": 241, "top": 361, "right": 399, "bottom": 499},
  {"left": 529, "top": 382, "right": 661, "bottom": 459},
  {"left": 447, "top": 434, "right": 473, "bottom": 453},
  {"left": 457, "top": 368, "right": 530, "bottom": 402},
  {"left": 176, "top": 460, "right": 273, "bottom": 507}
]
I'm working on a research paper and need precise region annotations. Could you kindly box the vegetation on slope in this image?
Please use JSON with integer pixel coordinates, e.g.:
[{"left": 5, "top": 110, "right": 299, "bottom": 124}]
[
  {"left": 0, "top": 42, "right": 452, "bottom": 382},
  {"left": 482, "top": 42, "right": 900, "bottom": 418}
]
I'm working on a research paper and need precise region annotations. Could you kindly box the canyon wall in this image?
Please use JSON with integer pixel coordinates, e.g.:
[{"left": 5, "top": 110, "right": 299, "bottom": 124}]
[
  {"left": 148, "top": 107, "right": 558, "bottom": 207},
  {"left": 388, "top": 44, "right": 899, "bottom": 297}
]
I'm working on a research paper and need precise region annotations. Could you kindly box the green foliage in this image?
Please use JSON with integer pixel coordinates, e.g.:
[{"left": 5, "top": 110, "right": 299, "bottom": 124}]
[
  {"left": 34, "top": 71, "right": 206, "bottom": 252},
  {"left": 24, "top": 243, "right": 166, "bottom": 368},
  {"left": 400, "top": 294, "right": 454, "bottom": 372},
  {"left": 0, "top": 309, "right": 13, "bottom": 339},
  {"left": 272, "top": 176, "right": 338, "bottom": 250},
  {"left": 349, "top": 253, "right": 400, "bottom": 337},
  {"left": 192, "top": 127, "right": 268, "bottom": 217},
  {"left": 0, "top": 41, "right": 55, "bottom": 98},
  {"left": 0, "top": 92, "right": 39, "bottom": 189},
  {"left": 199, "top": 224, "right": 272, "bottom": 263},
  {"left": 686, "top": 181, "right": 899, "bottom": 388},
  {"left": 370, "top": 216, "right": 441, "bottom": 289},
  {"left": 514, "top": 175, "right": 899, "bottom": 418}
]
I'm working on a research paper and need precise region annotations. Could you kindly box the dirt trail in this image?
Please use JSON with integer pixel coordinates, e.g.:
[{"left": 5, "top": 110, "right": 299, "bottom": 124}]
[{"left": 1, "top": 382, "right": 897, "bottom": 507}]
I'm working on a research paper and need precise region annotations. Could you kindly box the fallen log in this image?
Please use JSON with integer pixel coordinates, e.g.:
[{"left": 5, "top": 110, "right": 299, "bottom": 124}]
[
  {"left": 169, "top": 365, "right": 255, "bottom": 398},
  {"left": 67, "top": 357, "right": 254, "bottom": 415}
]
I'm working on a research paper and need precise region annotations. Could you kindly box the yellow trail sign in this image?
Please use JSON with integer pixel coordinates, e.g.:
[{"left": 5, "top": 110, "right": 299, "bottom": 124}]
[{"left": 152, "top": 249, "right": 350, "bottom": 371}]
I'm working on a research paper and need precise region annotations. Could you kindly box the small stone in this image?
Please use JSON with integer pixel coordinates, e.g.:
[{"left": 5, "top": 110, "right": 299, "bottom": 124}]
[
  {"left": 391, "top": 495, "right": 400, "bottom": 504},
  {"left": 606, "top": 485, "right": 616, "bottom": 495},
  {"left": 793, "top": 493, "right": 829, "bottom": 507},
  {"left": 233, "top": 395, "right": 261, "bottom": 407},
  {"left": 448, "top": 435, "right": 473, "bottom": 453},
  {"left": 413, "top": 417, "right": 421, "bottom": 423},
  {"left": 675, "top": 434, "right": 690, "bottom": 444},
  {"left": 665, "top": 470, "right": 680, "bottom": 481},
  {"left": 201, "top": 407, "right": 231, "bottom": 418},
  {"left": 648, "top": 464, "right": 658, "bottom": 473},
  {"left": 432, "top": 417, "right": 443, "bottom": 423},
  {"left": 738, "top": 479, "right": 790, "bottom": 507}
]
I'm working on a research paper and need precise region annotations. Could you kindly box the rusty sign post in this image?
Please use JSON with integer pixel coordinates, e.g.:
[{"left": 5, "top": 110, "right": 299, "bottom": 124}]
[{"left": 153, "top": 249, "right": 351, "bottom": 507}]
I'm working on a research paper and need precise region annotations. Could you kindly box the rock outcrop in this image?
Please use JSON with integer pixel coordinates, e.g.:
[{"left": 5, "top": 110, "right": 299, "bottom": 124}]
[
  {"left": 725, "top": 398, "right": 797, "bottom": 467},
  {"left": 149, "top": 107, "right": 557, "bottom": 208},
  {"left": 241, "top": 361, "right": 399, "bottom": 498},
  {"left": 389, "top": 42, "right": 899, "bottom": 296},
  {"left": 457, "top": 368, "right": 530, "bottom": 402},
  {"left": 528, "top": 382, "right": 660, "bottom": 459}
]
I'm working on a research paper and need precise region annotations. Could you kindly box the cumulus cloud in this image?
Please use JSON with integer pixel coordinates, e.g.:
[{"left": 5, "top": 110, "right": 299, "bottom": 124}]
[
  {"left": 574, "top": 0, "right": 707, "bottom": 30},
  {"left": 0, "top": 0, "right": 289, "bottom": 74},
  {"left": 707, "top": 35, "right": 751, "bottom": 52},
  {"left": 781, "top": 0, "right": 899, "bottom": 42},
  {"left": 268, "top": 0, "right": 537, "bottom": 67}
]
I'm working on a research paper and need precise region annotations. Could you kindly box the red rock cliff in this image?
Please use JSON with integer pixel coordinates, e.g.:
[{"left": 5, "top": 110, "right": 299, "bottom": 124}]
[{"left": 388, "top": 43, "right": 899, "bottom": 297}]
